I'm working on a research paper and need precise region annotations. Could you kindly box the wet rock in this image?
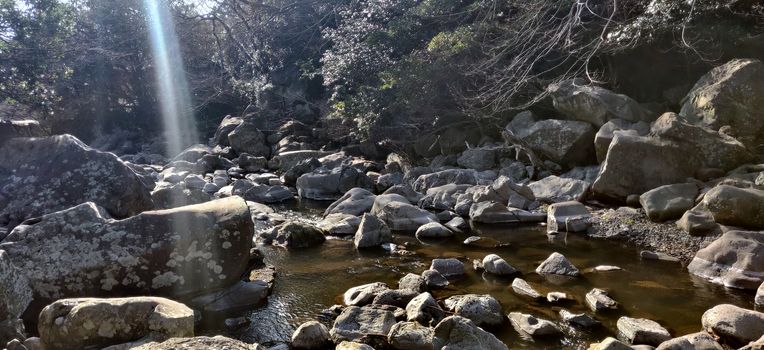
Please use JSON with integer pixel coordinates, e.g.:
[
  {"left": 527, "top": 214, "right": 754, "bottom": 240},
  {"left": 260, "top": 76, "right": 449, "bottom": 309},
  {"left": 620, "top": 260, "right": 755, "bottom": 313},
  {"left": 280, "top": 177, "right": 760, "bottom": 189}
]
[
  {"left": 421, "top": 270, "right": 449, "bottom": 289},
  {"left": 354, "top": 213, "right": 392, "bottom": 249},
  {"left": 549, "top": 79, "right": 652, "bottom": 127},
  {"left": 457, "top": 148, "right": 497, "bottom": 171},
  {"left": 511, "top": 278, "right": 542, "bottom": 299},
  {"left": 318, "top": 213, "right": 361, "bottom": 236},
  {"left": 677, "top": 204, "right": 718, "bottom": 236},
  {"left": 373, "top": 289, "right": 419, "bottom": 308},
  {"left": 559, "top": 309, "right": 600, "bottom": 328},
  {"left": 291, "top": 321, "right": 330, "bottom": 349},
  {"left": 656, "top": 332, "right": 723, "bottom": 350},
  {"left": 469, "top": 202, "right": 546, "bottom": 224},
  {"left": 640, "top": 250, "right": 680, "bottom": 262},
  {"left": 482, "top": 254, "right": 517, "bottom": 276},
  {"left": 536, "top": 252, "right": 580, "bottom": 276},
  {"left": 297, "top": 166, "right": 373, "bottom": 201},
  {"left": 687, "top": 231, "right": 764, "bottom": 289},
  {"left": 702, "top": 185, "right": 764, "bottom": 230},
  {"left": 679, "top": 58, "right": 764, "bottom": 149},
  {"left": 590, "top": 337, "right": 633, "bottom": 350},
  {"left": 0, "top": 251, "right": 32, "bottom": 346},
  {"left": 275, "top": 221, "right": 326, "bottom": 248},
  {"left": 430, "top": 258, "right": 464, "bottom": 277},
  {"left": 413, "top": 169, "right": 478, "bottom": 193},
  {"left": 325, "top": 188, "right": 376, "bottom": 217},
  {"left": 387, "top": 321, "right": 433, "bottom": 350},
  {"left": 370, "top": 194, "right": 438, "bottom": 231},
  {"left": 0, "top": 135, "right": 154, "bottom": 229},
  {"left": 344, "top": 283, "right": 391, "bottom": 307},
  {"left": 547, "top": 201, "right": 591, "bottom": 233},
  {"left": 595, "top": 119, "right": 650, "bottom": 163},
  {"left": 38, "top": 297, "right": 194, "bottom": 350},
  {"left": 228, "top": 122, "right": 270, "bottom": 158},
  {"left": 702, "top": 304, "right": 764, "bottom": 346},
  {"left": 398, "top": 274, "right": 426, "bottom": 294},
  {"left": 464, "top": 236, "right": 505, "bottom": 249},
  {"left": 508, "top": 312, "right": 562, "bottom": 337},
  {"left": 406, "top": 292, "right": 445, "bottom": 326},
  {"left": 1, "top": 197, "right": 253, "bottom": 300},
  {"left": 529, "top": 176, "right": 590, "bottom": 203},
  {"left": 546, "top": 292, "right": 570, "bottom": 303},
  {"left": 331, "top": 306, "right": 397, "bottom": 343},
  {"left": 504, "top": 111, "right": 596, "bottom": 167},
  {"left": 432, "top": 316, "right": 508, "bottom": 350},
  {"left": 415, "top": 222, "right": 453, "bottom": 239},
  {"left": 639, "top": 183, "right": 698, "bottom": 222},
  {"left": 586, "top": 288, "right": 618, "bottom": 312},
  {"left": 188, "top": 280, "right": 269, "bottom": 316},
  {"left": 444, "top": 294, "right": 503, "bottom": 328},
  {"left": 130, "top": 336, "right": 264, "bottom": 350},
  {"left": 617, "top": 317, "right": 671, "bottom": 346},
  {"left": 336, "top": 341, "right": 375, "bottom": 350}
]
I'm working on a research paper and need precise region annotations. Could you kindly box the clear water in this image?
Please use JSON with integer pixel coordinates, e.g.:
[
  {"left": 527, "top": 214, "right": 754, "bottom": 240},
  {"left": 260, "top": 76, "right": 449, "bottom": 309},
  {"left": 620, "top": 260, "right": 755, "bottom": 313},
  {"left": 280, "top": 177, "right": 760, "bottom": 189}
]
[{"left": 232, "top": 200, "right": 754, "bottom": 349}]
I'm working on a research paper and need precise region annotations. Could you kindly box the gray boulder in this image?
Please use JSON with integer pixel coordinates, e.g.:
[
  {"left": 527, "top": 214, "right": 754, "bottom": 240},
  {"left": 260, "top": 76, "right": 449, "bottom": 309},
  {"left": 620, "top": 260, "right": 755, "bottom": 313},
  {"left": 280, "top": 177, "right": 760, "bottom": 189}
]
[
  {"left": 398, "top": 274, "right": 426, "bottom": 293},
  {"left": 688, "top": 230, "right": 764, "bottom": 289},
  {"left": 0, "top": 251, "right": 32, "bottom": 346},
  {"left": 677, "top": 203, "right": 719, "bottom": 236},
  {"left": 275, "top": 221, "right": 326, "bottom": 248},
  {"left": 594, "top": 119, "right": 650, "bottom": 163},
  {"left": 344, "top": 282, "right": 390, "bottom": 306},
  {"left": 702, "top": 185, "right": 764, "bottom": 230},
  {"left": 432, "top": 316, "right": 508, "bottom": 350},
  {"left": 508, "top": 312, "right": 562, "bottom": 337},
  {"left": 701, "top": 304, "right": 764, "bottom": 345},
  {"left": 318, "top": 213, "right": 361, "bottom": 236},
  {"left": 511, "top": 278, "right": 542, "bottom": 299},
  {"left": 0, "top": 135, "right": 153, "bottom": 229},
  {"left": 354, "top": 213, "right": 392, "bottom": 249},
  {"left": 297, "top": 166, "right": 373, "bottom": 201},
  {"left": 1, "top": 197, "right": 253, "bottom": 300},
  {"left": 421, "top": 270, "right": 449, "bottom": 289},
  {"left": 586, "top": 288, "right": 618, "bottom": 312},
  {"left": 617, "top": 317, "right": 671, "bottom": 346},
  {"left": 415, "top": 222, "right": 453, "bottom": 240},
  {"left": 419, "top": 184, "right": 472, "bottom": 211},
  {"left": 228, "top": 122, "right": 270, "bottom": 158},
  {"left": 430, "top": 258, "right": 464, "bottom": 277},
  {"left": 639, "top": 183, "right": 699, "bottom": 222},
  {"left": 370, "top": 194, "right": 438, "bottom": 231},
  {"left": 387, "top": 321, "right": 433, "bottom": 350},
  {"left": 457, "top": 148, "right": 497, "bottom": 171},
  {"left": 529, "top": 175, "right": 590, "bottom": 203},
  {"left": 413, "top": 169, "right": 478, "bottom": 193},
  {"left": 188, "top": 280, "right": 269, "bottom": 316},
  {"left": 212, "top": 115, "right": 243, "bottom": 147},
  {"left": 505, "top": 112, "right": 596, "bottom": 166},
  {"left": 330, "top": 306, "right": 397, "bottom": 343},
  {"left": 291, "top": 321, "right": 330, "bottom": 349},
  {"left": 0, "top": 120, "right": 44, "bottom": 147},
  {"left": 536, "top": 252, "right": 580, "bottom": 276},
  {"left": 443, "top": 294, "right": 504, "bottom": 328},
  {"left": 131, "top": 336, "right": 264, "bottom": 350},
  {"left": 547, "top": 201, "right": 591, "bottom": 233},
  {"left": 482, "top": 254, "right": 517, "bottom": 276},
  {"left": 559, "top": 310, "right": 600, "bottom": 328},
  {"left": 272, "top": 150, "right": 333, "bottom": 171},
  {"left": 325, "top": 188, "right": 376, "bottom": 217},
  {"left": 406, "top": 292, "right": 444, "bottom": 326},
  {"left": 656, "top": 332, "right": 723, "bottom": 350},
  {"left": 548, "top": 79, "right": 652, "bottom": 127},
  {"left": 469, "top": 202, "right": 546, "bottom": 224}
]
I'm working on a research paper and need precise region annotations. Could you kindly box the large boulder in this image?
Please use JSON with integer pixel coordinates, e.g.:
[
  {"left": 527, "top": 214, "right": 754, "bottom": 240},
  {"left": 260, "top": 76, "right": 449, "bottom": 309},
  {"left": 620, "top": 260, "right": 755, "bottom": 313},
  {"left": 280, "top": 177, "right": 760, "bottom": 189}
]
[
  {"left": 548, "top": 79, "right": 652, "bottom": 127},
  {"left": 702, "top": 185, "right": 764, "bottom": 229},
  {"left": 701, "top": 304, "right": 764, "bottom": 346},
  {"left": 508, "top": 312, "right": 561, "bottom": 337},
  {"left": 370, "top": 194, "right": 438, "bottom": 231},
  {"left": 432, "top": 316, "right": 508, "bottom": 350},
  {"left": 212, "top": 115, "right": 243, "bottom": 147},
  {"left": 330, "top": 306, "right": 397, "bottom": 343},
  {"left": 228, "top": 122, "right": 270, "bottom": 158},
  {"left": 419, "top": 184, "right": 472, "bottom": 211},
  {"left": 0, "top": 120, "right": 44, "bottom": 146},
  {"left": 688, "top": 230, "right": 764, "bottom": 289},
  {"left": 412, "top": 169, "right": 478, "bottom": 193},
  {"left": 296, "top": 166, "right": 374, "bottom": 201},
  {"left": 529, "top": 176, "right": 590, "bottom": 203},
  {"left": 616, "top": 317, "right": 671, "bottom": 346},
  {"left": 354, "top": 213, "right": 392, "bottom": 249},
  {"left": 272, "top": 150, "right": 333, "bottom": 171},
  {"left": 0, "top": 197, "right": 254, "bottom": 301},
  {"left": 680, "top": 59, "right": 764, "bottom": 149},
  {"left": 38, "top": 297, "right": 194, "bottom": 350},
  {"left": 594, "top": 119, "right": 650, "bottom": 163},
  {"left": 443, "top": 294, "right": 504, "bottom": 328},
  {"left": 0, "top": 135, "right": 153, "bottom": 229},
  {"left": 131, "top": 336, "right": 264, "bottom": 350},
  {"left": 325, "top": 188, "right": 376, "bottom": 217},
  {"left": 505, "top": 112, "right": 596, "bottom": 166},
  {"left": 639, "top": 183, "right": 699, "bottom": 222},
  {"left": 291, "top": 321, "right": 331, "bottom": 350},
  {"left": 0, "top": 251, "right": 32, "bottom": 346},
  {"left": 274, "top": 221, "right": 326, "bottom": 248}
]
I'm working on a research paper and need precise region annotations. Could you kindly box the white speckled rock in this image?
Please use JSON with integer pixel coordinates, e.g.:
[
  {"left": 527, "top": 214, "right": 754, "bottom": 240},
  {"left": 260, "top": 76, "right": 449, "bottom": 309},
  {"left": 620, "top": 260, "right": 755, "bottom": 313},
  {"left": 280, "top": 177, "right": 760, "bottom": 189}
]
[
  {"left": 387, "top": 321, "right": 434, "bottom": 350},
  {"left": 291, "top": 321, "right": 330, "bottom": 349},
  {"left": 432, "top": 316, "right": 508, "bottom": 350},
  {"left": 330, "top": 306, "right": 397, "bottom": 343},
  {"left": 444, "top": 294, "right": 504, "bottom": 328},
  {"left": 617, "top": 317, "right": 671, "bottom": 346},
  {"left": 131, "top": 336, "right": 265, "bottom": 350},
  {"left": 0, "top": 251, "right": 33, "bottom": 345}
]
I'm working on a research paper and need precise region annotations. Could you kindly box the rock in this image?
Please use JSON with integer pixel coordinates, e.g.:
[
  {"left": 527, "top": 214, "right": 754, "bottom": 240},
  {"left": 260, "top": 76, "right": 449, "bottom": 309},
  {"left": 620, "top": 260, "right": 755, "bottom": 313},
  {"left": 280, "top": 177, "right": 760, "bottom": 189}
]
[
  {"left": 406, "top": 292, "right": 444, "bottom": 326},
  {"left": 330, "top": 306, "right": 397, "bottom": 343},
  {"left": 152, "top": 183, "right": 211, "bottom": 209},
  {"left": 482, "top": 254, "right": 517, "bottom": 276},
  {"left": 656, "top": 332, "right": 723, "bottom": 350},
  {"left": 387, "top": 321, "right": 433, "bottom": 350},
  {"left": 594, "top": 119, "right": 650, "bottom": 163},
  {"left": 419, "top": 184, "right": 472, "bottom": 211},
  {"left": 687, "top": 230, "right": 764, "bottom": 289},
  {"left": 318, "top": 213, "right": 361, "bottom": 236},
  {"left": 432, "top": 316, "right": 508, "bottom": 350},
  {"left": 325, "top": 188, "right": 376, "bottom": 217},
  {"left": 354, "top": 213, "right": 392, "bottom": 249},
  {"left": 547, "top": 201, "right": 591, "bottom": 233},
  {"left": 239, "top": 183, "right": 294, "bottom": 203},
  {"left": 384, "top": 184, "right": 423, "bottom": 204},
  {"left": 0, "top": 251, "right": 32, "bottom": 346},
  {"left": 469, "top": 201, "right": 546, "bottom": 224},
  {"left": 529, "top": 175, "right": 590, "bottom": 203},
  {"left": 283, "top": 158, "right": 321, "bottom": 186},
  {"left": 130, "top": 336, "right": 264, "bottom": 350},
  {"left": 546, "top": 292, "right": 570, "bottom": 303},
  {"left": 505, "top": 112, "right": 596, "bottom": 166},
  {"left": 702, "top": 185, "right": 764, "bottom": 230},
  {"left": 291, "top": 321, "right": 330, "bottom": 349},
  {"left": 188, "top": 280, "right": 269, "bottom": 316},
  {"left": 297, "top": 166, "right": 373, "bottom": 201},
  {"left": 701, "top": 304, "right": 764, "bottom": 345},
  {"left": 370, "top": 194, "right": 438, "bottom": 231},
  {"left": 590, "top": 337, "right": 633, "bottom": 350},
  {"left": 0, "top": 120, "right": 44, "bottom": 146},
  {"left": 421, "top": 270, "right": 449, "bottom": 289},
  {"left": 415, "top": 222, "right": 453, "bottom": 239},
  {"left": 413, "top": 169, "right": 478, "bottom": 193},
  {"left": 228, "top": 122, "right": 270, "bottom": 158},
  {"left": 617, "top": 317, "right": 671, "bottom": 346},
  {"left": 757, "top": 283, "right": 764, "bottom": 306},
  {"left": 430, "top": 258, "right": 464, "bottom": 277},
  {"left": 639, "top": 183, "right": 698, "bottom": 222},
  {"left": 336, "top": 341, "right": 375, "bottom": 350},
  {"left": 548, "top": 79, "right": 652, "bottom": 127},
  {"left": 445, "top": 217, "right": 469, "bottom": 233},
  {"left": 679, "top": 59, "right": 764, "bottom": 148},
  {"left": 640, "top": 250, "right": 681, "bottom": 262},
  {"left": 344, "top": 283, "right": 391, "bottom": 306},
  {"left": 508, "top": 312, "right": 562, "bottom": 337},
  {"left": 536, "top": 252, "right": 580, "bottom": 276},
  {"left": 212, "top": 115, "right": 243, "bottom": 146},
  {"left": 273, "top": 150, "right": 333, "bottom": 171},
  {"left": 38, "top": 297, "right": 194, "bottom": 350},
  {"left": 1, "top": 197, "right": 253, "bottom": 301},
  {"left": 237, "top": 153, "right": 267, "bottom": 172},
  {"left": 586, "top": 288, "right": 618, "bottom": 312},
  {"left": 274, "top": 221, "right": 326, "bottom": 248},
  {"left": 457, "top": 148, "right": 496, "bottom": 171},
  {"left": 559, "top": 309, "right": 600, "bottom": 328},
  {"left": 0, "top": 135, "right": 153, "bottom": 229},
  {"left": 677, "top": 204, "right": 718, "bottom": 235},
  {"left": 398, "top": 274, "right": 426, "bottom": 293},
  {"left": 443, "top": 294, "right": 504, "bottom": 328},
  {"left": 511, "top": 278, "right": 542, "bottom": 299},
  {"left": 183, "top": 174, "right": 207, "bottom": 190},
  {"left": 373, "top": 289, "right": 419, "bottom": 308}
]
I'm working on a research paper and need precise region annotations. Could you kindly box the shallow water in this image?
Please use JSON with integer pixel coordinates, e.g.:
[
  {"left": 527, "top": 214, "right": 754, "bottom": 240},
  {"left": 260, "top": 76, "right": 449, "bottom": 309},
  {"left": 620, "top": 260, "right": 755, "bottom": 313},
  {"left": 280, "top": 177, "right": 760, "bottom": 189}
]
[{"left": 233, "top": 200, "right": 754, "bottom": 349}]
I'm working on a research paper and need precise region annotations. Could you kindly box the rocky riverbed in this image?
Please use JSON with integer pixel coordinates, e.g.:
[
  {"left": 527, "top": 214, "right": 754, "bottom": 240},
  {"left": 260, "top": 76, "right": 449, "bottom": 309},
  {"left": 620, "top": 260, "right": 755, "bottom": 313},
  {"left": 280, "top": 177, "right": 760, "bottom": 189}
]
[{"left": 1, "top": 58, "right": 764, "bottom": 349}]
